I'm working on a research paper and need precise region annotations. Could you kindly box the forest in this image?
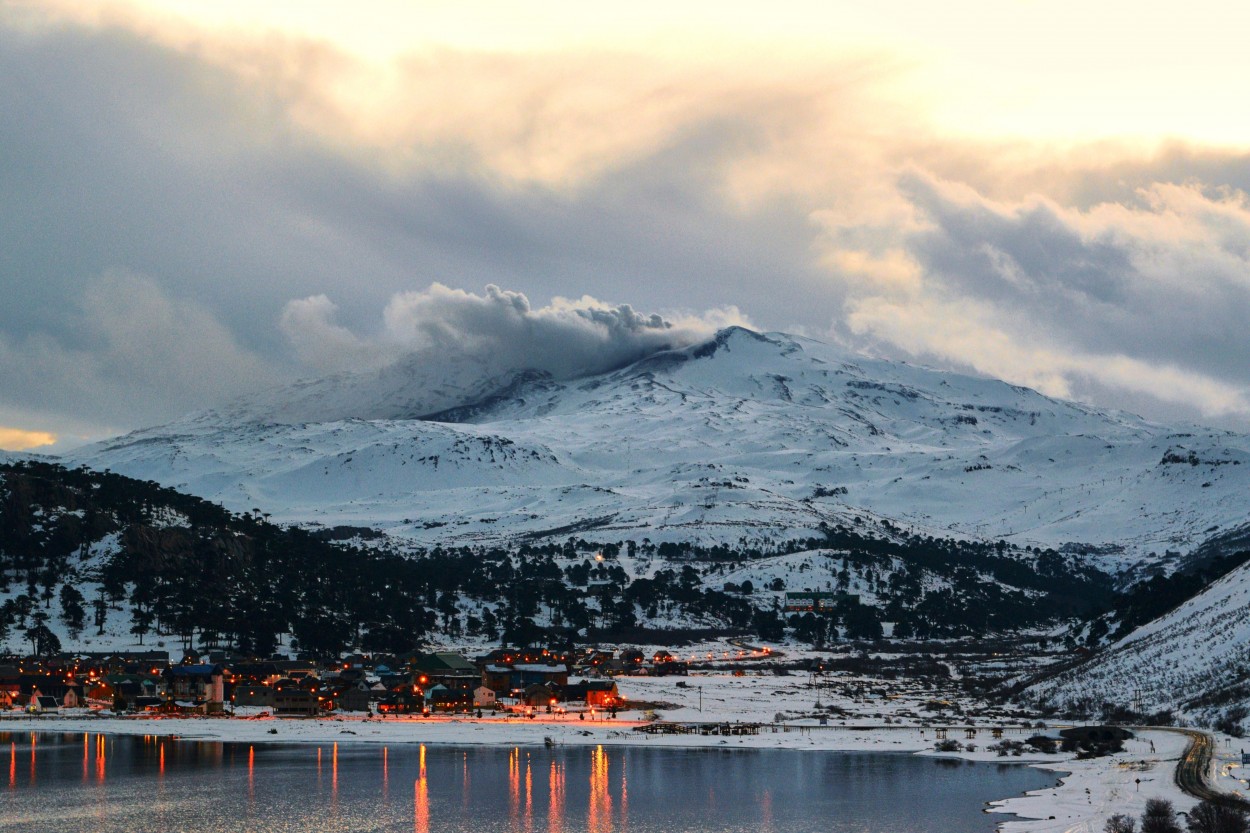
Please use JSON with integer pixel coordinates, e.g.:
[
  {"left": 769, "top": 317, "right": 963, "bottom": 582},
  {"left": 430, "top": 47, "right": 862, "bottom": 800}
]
[{"left": 1, "top": 460, "right": 1117, "bottom": 658}]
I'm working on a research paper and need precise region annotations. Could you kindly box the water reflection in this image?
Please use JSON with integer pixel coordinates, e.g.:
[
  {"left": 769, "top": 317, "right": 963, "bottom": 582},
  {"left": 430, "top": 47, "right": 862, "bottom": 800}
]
[
  {"left": 508, "top": 747, "right": 520, "bottom": 821},
  {"left": 414, "top": 744, "right": 428, "bottom": 833},
  {"left": 548, "top": 759, "right": 565, "bottom": 833},
  {"left": 0, "top": 732, "right": 1057, "bottom": 833},
  {"left": 588, "top": 745, "right": 611, "bottom": 833}
]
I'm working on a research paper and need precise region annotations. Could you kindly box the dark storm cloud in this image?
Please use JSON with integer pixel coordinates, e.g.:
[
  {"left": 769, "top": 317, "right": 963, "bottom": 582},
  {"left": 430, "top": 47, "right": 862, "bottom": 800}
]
[{"left": 0, "top": 16, "right": 826, "bottom": 440}]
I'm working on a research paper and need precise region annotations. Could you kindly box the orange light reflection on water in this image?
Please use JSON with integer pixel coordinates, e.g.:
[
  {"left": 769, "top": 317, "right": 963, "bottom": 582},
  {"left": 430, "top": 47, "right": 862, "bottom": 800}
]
[
  {"left": 414, "top": 744, "right": 428, "bottom": 833},
  {"left": 508, "top": 747, "right": 520, "bottom": 822},
  {"left": 588, "top": 746, "right": 611, "bottom": 833},
  {"left": 547, "top": 760, "right": 565, "bottom": 833},
  {"left": 8, "top": 741, "right": 15, "bottom": 788},
  {"left": 525, "top": 758, "right": 534, "bottom": 832}
]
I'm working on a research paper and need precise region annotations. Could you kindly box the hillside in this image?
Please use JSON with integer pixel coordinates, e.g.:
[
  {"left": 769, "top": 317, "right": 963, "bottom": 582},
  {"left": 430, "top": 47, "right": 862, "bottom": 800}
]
[
  {"left": 68, "top": 328, "right": 1250, "bottom": 568},
  {"left": 1022, "top": 557, "right": 1250, "bottom": 732},
  {"left": 0, "top": 460, "right": 1112, "bottom": 657}
]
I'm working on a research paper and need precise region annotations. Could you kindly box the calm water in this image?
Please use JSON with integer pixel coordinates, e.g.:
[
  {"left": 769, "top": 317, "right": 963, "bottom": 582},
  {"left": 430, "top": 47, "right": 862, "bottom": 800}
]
[{"left": 0, "top": 732, "right": 1055, "bottom": 832}]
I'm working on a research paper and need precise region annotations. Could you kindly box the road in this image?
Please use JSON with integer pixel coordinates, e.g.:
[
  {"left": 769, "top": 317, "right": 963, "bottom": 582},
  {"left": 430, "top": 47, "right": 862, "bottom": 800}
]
[{"left": 1161, "top": 727, "right": 1248, "bottom": 808}]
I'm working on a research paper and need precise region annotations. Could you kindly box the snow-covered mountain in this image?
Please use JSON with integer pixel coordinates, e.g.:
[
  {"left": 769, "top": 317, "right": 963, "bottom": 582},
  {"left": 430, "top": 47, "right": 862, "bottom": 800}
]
[
  {"left": 1023, "top": 559, "right": 1250, "bottom": 728},
  {"left": 68, "top": 327, "right": 1250, "bottom": 564}
]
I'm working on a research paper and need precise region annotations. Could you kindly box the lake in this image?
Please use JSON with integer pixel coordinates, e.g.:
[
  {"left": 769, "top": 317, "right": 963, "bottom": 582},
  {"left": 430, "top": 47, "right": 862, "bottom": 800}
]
[{"left": 1, "top": 732, "right": 1055, "bottom": 832}]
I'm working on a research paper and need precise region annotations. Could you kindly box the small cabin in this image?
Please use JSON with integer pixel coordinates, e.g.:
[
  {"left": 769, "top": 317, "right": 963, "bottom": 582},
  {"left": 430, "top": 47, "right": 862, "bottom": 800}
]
[
  {"left": 29, "top": 695, "right": 59, "bottom": 714},
  {"left": 473, "top": 686, "right": 497, "bottom": 708}
]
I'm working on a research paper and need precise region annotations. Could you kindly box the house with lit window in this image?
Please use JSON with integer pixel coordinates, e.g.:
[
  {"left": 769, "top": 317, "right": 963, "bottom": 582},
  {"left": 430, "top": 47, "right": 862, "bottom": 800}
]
[{"left": 163, "top": 664, "right": 226, "bottom": 713}]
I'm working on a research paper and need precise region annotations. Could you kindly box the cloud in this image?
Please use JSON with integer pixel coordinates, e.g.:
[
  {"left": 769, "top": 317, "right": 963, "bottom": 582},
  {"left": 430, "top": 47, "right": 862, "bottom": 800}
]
[
  {"left": 0, "top": 271, "right": 279, "bottom": 434},
  {"left": 0, "top": 427, "right": 57, "bottom": 451},
  {"left": 281, "top": 281, "right": 750, "bottom": 380},
  {"left": 828, "top": 172, "right": 1250, "bottom": 423},
  {"left": 279, "top": 294, "right": 391, "bottom": 372},
  {"left": 5, "top": 6, "right": 1250, "bottom": 439}
]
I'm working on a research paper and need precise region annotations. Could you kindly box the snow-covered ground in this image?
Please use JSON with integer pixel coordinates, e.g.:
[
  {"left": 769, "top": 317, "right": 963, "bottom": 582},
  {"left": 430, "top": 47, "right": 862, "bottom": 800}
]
[
  {"left": 1025, "top": 560, "right": 1250, "bottom": 726},
  {"left": 68, "top": 328, "right": 1250, "bottom": 565}
]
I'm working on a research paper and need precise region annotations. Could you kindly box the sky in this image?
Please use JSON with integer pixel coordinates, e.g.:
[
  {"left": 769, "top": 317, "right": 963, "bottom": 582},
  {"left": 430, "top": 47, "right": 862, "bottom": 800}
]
[{"left": 4, "top": 1, "right": 1250, "bottom": 451}]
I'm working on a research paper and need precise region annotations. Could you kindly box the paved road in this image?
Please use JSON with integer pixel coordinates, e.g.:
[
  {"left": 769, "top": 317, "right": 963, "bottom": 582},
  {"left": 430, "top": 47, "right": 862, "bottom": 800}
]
[{"left": 1162, "top": 727, "right": 1248, "bottom": 808}]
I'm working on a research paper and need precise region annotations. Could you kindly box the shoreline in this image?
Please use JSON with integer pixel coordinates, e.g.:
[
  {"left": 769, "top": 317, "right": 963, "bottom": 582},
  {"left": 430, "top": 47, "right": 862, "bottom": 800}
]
[
  {"left": 6, "top": 714, "right": 1243, "bottom": 832},
  {"left": 0, "top": 712, "right": 1080, "bottom": 831}
]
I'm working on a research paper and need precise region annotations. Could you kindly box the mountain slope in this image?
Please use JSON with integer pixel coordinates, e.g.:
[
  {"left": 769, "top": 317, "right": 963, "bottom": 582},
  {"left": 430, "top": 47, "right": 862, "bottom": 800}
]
[
  {"left": 68, "top": 328, "right": 1250, "bottom": 561},
  {"left": 1022, "top": 559, "right": 1250, "bottom": 730}
]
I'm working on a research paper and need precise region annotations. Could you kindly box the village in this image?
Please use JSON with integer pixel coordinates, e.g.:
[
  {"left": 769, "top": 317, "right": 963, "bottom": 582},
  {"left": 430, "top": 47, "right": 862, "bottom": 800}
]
[
  {"left": 0, "top": 643, "right": 765, "bottom": 720},
  {"left": 0, "top": 634, "right": 1085, "bottom": 743},
  {"left": 0, "top": 646, "right": 640, "bottom": 718},
  {"left": 5, "top": 636, "right": 1250, "bottom": 833}
]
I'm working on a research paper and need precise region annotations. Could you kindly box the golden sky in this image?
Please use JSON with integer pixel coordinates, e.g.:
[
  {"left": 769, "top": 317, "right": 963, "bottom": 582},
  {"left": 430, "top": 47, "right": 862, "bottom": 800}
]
[{"left": 41, "top": 0, "right": 1250, "bottom": 147}]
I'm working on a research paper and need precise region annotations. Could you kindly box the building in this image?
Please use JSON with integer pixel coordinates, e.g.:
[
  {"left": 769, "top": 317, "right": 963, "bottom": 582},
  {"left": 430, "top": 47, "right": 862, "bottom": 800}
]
[
  {"left": 164, "top": 664, "right": 226, "bottom": 712},
  {"left": 29, "top": 695, "right": 59, "bottom": 714},
  {"left": 409, "top": 652, "right": 479, "bottom": 692},
  {"left": 324, "top": 683, "right": 371, "bottom": 712},
  {"left": 232, "top": 683, "right": 275, "bottom": 707},
  {"left": 425, "top": 684, "right": 473, "bottom": 712},
  {"left": 61, "top": 685, "right": 85, "bottom": 709},
  {"left": 272, "top": 688, "right": 321, "bottom": 716},
  {"left": 473, "top": 685, "right": 497, "bottom": 708},
  {"left": 377, "top": 690, "right": 423, "bottom": 715},
  {"left": 783, "top": 592, "right": 860, "bottom": 612},
  {"left": 522, "top": 684, "right": 558, "bottom": 707},
  {"left": 564, "top": 680, "right": 619, "bottom": 706},
  {"left": 483, "top": 662, "right": 569, "bottom": 694}
]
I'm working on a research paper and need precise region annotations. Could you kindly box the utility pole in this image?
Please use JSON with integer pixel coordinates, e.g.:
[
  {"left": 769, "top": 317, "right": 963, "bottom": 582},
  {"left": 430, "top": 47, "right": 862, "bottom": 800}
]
[{"left": 698, "top": 686, "right": 703, "bottom": 713}]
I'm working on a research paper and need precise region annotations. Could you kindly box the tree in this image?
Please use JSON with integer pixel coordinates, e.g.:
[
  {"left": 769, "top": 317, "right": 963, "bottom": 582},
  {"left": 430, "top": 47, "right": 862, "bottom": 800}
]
[
  {"left": 1106, "top": 814, "right": 1137, "bottom": 833},
  {"left": 25, "top": 610, "right": 61, "bottom": 656},
  {"left": 844, "top": 603, "right": 883, "bottom": 640},
  {"left": 1141, "top": 798, "right": 1183, "bottom": 833},
  {"left": 129, "top": 606, "right": 156, "bottom": 646},
  {"left": 1186, "top": 799, "right": 1250, "bottom": 833},
  {"left": 59, "top": 584, "right": 86, "bottom": 639}
]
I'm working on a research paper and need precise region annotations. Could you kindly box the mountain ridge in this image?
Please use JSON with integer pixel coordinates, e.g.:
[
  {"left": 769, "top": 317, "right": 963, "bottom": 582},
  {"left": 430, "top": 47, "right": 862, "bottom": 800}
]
[{"left": 66, "top": 327, "right": 1250, "bottom": 566}]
